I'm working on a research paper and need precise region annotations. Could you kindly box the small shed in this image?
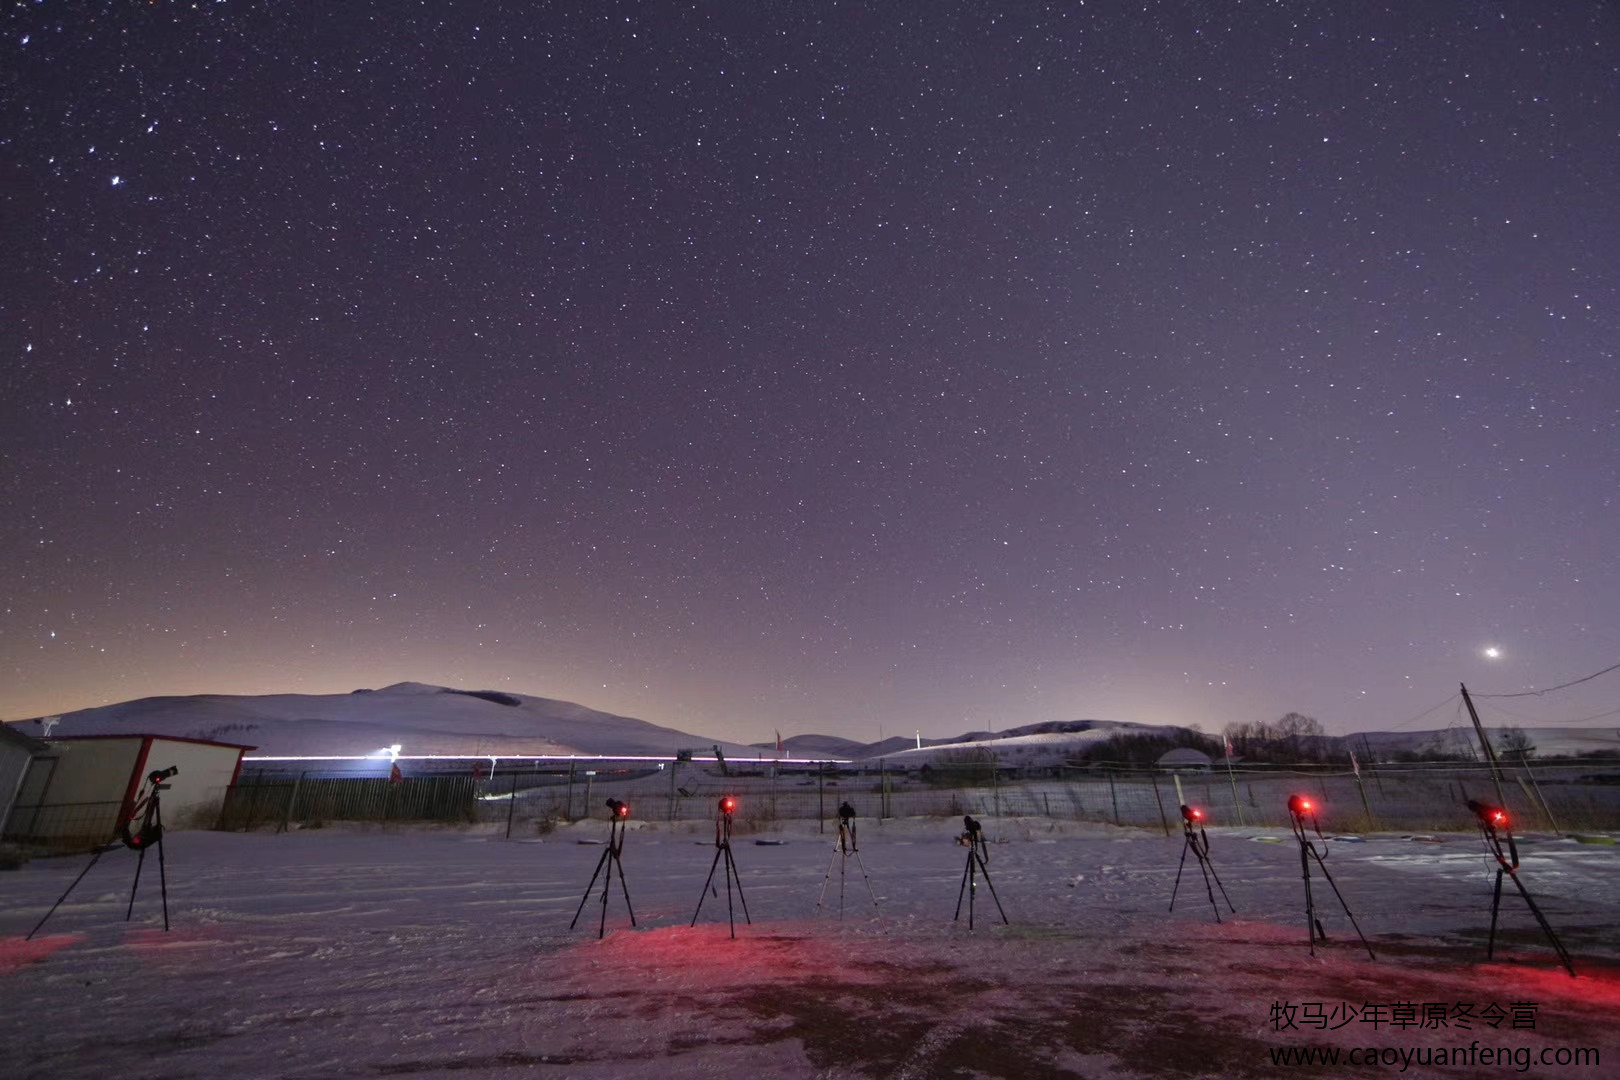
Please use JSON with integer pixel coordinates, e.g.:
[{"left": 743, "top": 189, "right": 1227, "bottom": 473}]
[
  {"left": 1156, "top": 747, "right": 1214, "bottom": 772},
  {"left": 5, "top": 734, "right": 254, "bottom": 848},
  {"left": 1, "top": 723, "right": 54, "bottom": 839}
]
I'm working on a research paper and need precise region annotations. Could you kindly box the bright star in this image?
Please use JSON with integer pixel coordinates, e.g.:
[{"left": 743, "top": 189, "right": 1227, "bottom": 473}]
[{"left": 1483, "top": 646, "right": 1501, "bottom": 660}]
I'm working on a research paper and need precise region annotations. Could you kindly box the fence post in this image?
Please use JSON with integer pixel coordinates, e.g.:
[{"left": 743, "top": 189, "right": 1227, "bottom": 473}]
[
  {"left": 1518, "top": 757, "right": 1562, "bottom": 835},
  {"left": 1150, "top": 773, "right": 1170, "bottom": 836},
  {"left": 245, "top": 774, "right": 265, "bottom": 831},
  {"left": 1107, "top": 768, "right": 1120, "bottom": 826},
  {"left": 278, "top": 771, "right": 304, "bottom": 834},
  {"left": 1354, "top": 770, "right": 1376, "bottom": 831},
  {"left": 566, "top": 762, "right": 576, "bottom": 820},
  {"left": 505, "top": 769, "right": 519, "bottom": 839},
  {"left": 818, "top": 763, "right": 825, "bottom": 834},
  {"left": 1223, "top": 755, "right": 1246, "bottom": 826}
]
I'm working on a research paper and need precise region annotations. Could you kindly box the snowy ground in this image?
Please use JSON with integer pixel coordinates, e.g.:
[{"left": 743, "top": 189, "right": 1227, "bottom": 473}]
[{"left": 3, "top": 817, "right": 1619, "bottom": 1079}]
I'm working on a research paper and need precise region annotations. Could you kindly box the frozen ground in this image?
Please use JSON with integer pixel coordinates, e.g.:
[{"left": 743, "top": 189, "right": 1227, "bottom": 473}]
[{"left": 3, "top": 817, "right": 1619, "bottom": 1079}]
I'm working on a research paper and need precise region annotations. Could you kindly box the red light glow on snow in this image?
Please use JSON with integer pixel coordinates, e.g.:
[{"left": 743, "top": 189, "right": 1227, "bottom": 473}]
[{"left": 0, "top": 932, "right": 83, "bottom": 972}]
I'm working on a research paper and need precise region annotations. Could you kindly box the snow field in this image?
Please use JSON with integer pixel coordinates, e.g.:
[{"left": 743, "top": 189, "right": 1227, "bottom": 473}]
[{"left": 2, "top": 818, "right": 1618, "bottom": 1079}]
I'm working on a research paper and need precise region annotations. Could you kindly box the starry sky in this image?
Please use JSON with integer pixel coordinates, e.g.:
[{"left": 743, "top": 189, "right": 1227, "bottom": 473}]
[{"left": 5, "top": 1, "right": 1618, "bottom": 743}]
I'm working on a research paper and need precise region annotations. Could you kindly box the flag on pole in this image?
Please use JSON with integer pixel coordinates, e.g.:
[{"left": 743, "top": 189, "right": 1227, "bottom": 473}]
[
  {"left": 1350, "top": 749, "right": 1361, "bottom": 778},
  {"left": 1223, "top": 733, "right": 1234, "bottom": 759}
]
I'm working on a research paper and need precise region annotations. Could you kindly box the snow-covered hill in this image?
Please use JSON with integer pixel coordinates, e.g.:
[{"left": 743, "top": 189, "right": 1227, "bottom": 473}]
[
  {"left": 757, "top": 719, "right": 1196, "bottom": 766},
  {"left": 11, "top": 683, "right": 1615, "bottom": 765},
  {"left": 6, "top": 682, "right": 764, "bottom": 759}
]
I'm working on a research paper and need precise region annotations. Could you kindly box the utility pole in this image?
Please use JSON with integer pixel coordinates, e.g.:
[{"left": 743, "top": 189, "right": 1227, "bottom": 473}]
[{"left": 1460, "top": 683, "right": 1509, "bottom": 811}]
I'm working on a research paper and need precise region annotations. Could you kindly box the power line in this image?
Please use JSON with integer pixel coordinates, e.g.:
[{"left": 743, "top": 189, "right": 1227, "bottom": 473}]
[
  {"left": 1474, "top": 697, "right": 1620, "bottom": 733},
  {"left": 1379, "top": 693, "right": 1463, "bottom": 732},
  {"left": 1473, "top": 659, "right": 1620, "bottom": 699}
]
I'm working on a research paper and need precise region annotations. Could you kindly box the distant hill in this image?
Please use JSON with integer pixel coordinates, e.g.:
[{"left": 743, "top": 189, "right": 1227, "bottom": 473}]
[
  {"left": 752, "top": 734, "right": 869, "bottom": 758},
  {"left": 756, "top": 718, "right": 1189, "bottom": 765},
  {"left": 6, "top": 682, "right": 764, "bottom": 760},
  {"left": 13, "top": 684, "right": 1611, "bottom": 765},
  {"left": 760, "top": 719, "right": 1620, "bottom": 767}
]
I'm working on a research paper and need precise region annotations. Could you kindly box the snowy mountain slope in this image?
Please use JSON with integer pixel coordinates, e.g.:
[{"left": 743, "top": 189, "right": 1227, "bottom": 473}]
[{"left": 6, "top": 682, "right": 764, "bottom": 759}]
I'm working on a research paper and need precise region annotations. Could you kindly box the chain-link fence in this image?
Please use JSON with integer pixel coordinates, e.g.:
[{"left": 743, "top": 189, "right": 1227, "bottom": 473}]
[
  {"left": 1, "top": 800, "right": 126, "bottom": 851},
  {"left": 224, "top": 758, "right": 1620, "bottom": 837},
  {"left": 217, "top": 774, "right": 479, "bottom": 831}
]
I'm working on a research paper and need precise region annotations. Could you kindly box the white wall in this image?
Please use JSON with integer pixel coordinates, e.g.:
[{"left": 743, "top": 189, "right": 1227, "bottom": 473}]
[
  {"left": 39, "top": 737, "right": 143, "bottom": 803},
  {"left": 141, "top": 738, "right": 244, "bottom": 823}
]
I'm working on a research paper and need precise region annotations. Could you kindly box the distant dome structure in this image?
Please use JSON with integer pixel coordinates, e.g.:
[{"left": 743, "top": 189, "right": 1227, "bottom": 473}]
[{"left": 1156, "top": 747, "right": 1213, "bottom": 771}]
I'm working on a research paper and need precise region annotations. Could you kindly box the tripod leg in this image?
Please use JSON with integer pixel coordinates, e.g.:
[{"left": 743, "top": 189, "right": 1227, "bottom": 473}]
[
  {"left": 126, "top": 846, "right": 149, "bottom": 922},
  {"left": 839, "top": 848, "right": 847, "bottom": 918},
  {"left": 1311, "top": 850, "right": 1376, "bottom": 962},
  {"left": 1170, "top": 836, "right": 1192, "bottom": 912},
  {"left": 27, "top": 846, "right": 107, "bottom": 940},
  {"left": 967, "top": 854, "right": 976, "bottom": 929},
  {"left": 728, "top": 846, "right": 752, "bottom": 925},
  {"left": 722, "top": 845, "right": 737, "bottom": 938},
  {"left": 1195, "top": 853, "right": 1221, "bottom": 923},
  {"left": 974, "top": 850, "right": 1009, "bottom": 925},
  {"left": 614, "top": 852, "right": 636, "bottom": 928},
  {"left": 1299, "top": 841, "right": 1320, "bottom": 954},
  {"left": 597, "top": 846, "right": 614, "bottom": 939},
  {"left": 1204, "top": 856, "right": 1237, "bottom": 914},
  {"left": 851, "top": 849, "right": 879, "bottom": 909},
  {"left": 1503, "top": 870, "right": 1576, "bottom": 978},
  {"left": 1486, "top": 867, "right": 1504, "bottom": 960},
  {"left": 954, "top": 847, "right": 974, "bottom": 922},
  {"left": 571, "top": 848, "right": 612, "bottom": 930},
  {"left": 156, "top": 833, "right": 170, "bottom": 932},
  {"left": 690, "top": 845, "right": 726, "bottom": 926},
  {"left": 815, "top": 846, "right": 840, "bottom": 911}
]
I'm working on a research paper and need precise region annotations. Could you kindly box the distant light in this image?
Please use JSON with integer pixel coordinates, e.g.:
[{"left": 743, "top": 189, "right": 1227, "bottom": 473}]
[
  {"left": 388, "top": 744, "right": 402, "bottom": 762},
  {"left": 1483, "top": 646, "right": 1502, "bottom": 660}
]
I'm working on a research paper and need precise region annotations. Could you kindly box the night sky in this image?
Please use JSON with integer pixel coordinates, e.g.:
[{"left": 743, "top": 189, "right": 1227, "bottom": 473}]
[{"left": 5, "top": 2, "right": 1618, "bottom": 743}]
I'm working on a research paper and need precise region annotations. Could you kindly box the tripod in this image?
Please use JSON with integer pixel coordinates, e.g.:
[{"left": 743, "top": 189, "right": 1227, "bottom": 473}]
[
  {"left": 1169, "top": 805, "right": 1235, "bottom": 922},
  {"left": 28, "top": 767, "right": 176, "bottom": 940},
  {"left": 953, "top": 816, "right": 1007, "bottom": 929},
  {"left": 1287, "top": 796, "right": 1374, "bottom": 960},
  {"left": 569, "top": 799, "right": 635, "bottom": 939},
  {"left": 815, "top": 803, "right": 878, "bottom": 917},
  {"left": 1467, "top": 800, "right": 1576, "bottom": 977},
  {"left": 691, "top": 796, "right": 751, "bottom": 938}
]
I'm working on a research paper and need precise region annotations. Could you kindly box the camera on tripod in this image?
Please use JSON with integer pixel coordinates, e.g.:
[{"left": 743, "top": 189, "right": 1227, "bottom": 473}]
[
  {"left": 718, "top": 795, "right": 737, "bottom": 816},
  {"left": 957, "top": 814, "right": 983, "bottom": 846},
  {"left": 571, "top": 797, "right": 636, "bottom": 938},
  {"left": 1169, "top": 803, "right": 1233, "bottom": 922},
  {"left": 147, "top": 765, "right": 179, "bottom": 790},
  {"left": 838, "top": 801, "right": 856, "bottom": 822}
]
